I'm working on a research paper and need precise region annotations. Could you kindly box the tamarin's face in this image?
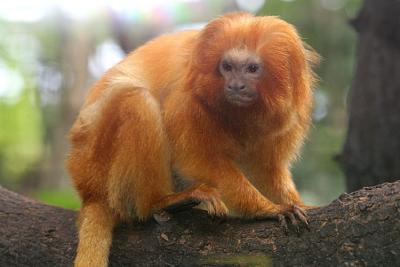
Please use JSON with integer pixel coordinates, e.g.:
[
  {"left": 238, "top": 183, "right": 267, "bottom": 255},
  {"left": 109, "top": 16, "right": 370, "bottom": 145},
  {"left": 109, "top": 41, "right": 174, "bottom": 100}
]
[
  {"left": 192, "top": 14, "right": 315, "bottom": 114},
  {"left": 218, "top": 49, "right": 263, "bottom": 107}
]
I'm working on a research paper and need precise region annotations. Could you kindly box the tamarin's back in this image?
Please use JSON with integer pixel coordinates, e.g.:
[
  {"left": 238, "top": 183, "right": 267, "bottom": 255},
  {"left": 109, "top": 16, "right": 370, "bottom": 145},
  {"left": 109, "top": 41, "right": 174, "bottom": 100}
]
[{"left": 84, "top": 30, "right": 198, "bottom": 107}]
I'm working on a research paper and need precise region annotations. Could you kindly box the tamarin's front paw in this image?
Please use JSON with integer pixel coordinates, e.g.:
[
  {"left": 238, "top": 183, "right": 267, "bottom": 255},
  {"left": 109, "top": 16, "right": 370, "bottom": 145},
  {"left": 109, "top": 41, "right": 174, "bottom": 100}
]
[
  {"left": 255, "top": 204, "right": 309, "bottom": 233},
  {"left": 277, "top": 204, "right": 309, "bottom": 233}
]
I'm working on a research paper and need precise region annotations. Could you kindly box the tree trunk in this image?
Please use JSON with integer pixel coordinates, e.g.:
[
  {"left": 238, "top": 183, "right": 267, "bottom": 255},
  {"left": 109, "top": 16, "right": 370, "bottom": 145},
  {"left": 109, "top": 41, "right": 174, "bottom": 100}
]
[
  {"left": 340, "top": 0, "right": 400, "bottom": 192},
  {"left": 39, "top": 18, "right": 92, "bottom": 189},
  {"left": 1, "top": 181, "right": 399, "bottom": 267}
]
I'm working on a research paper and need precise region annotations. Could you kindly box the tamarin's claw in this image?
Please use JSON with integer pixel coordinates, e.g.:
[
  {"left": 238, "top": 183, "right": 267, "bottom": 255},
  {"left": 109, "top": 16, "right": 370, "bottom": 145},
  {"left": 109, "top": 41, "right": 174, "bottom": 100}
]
[
  {"left": 293, "top": 205, "right": 310, "bottom": 231},
  {"left": 287, "top": 212, "right": 299, "bottom": 233}
]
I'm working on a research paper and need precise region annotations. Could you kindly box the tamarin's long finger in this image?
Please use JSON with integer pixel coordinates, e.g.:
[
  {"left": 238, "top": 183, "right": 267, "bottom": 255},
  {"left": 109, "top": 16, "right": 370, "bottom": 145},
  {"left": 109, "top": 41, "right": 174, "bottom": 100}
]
[
  {"left": 294, "top": 205, "right": 308, "bottom": 218},
  {"left": 293, "top": 208, "right": 309, "bottom": 230},
  {"left": 287, "top": 213, "right": 299, "bottom": 233},
  {"left": 164, "top": 199, "right": 201, "bottom": 213}
]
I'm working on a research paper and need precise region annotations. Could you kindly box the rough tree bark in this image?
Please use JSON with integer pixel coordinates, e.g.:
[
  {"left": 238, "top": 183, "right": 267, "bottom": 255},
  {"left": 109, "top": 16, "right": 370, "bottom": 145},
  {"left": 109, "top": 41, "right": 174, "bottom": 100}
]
[
  {"left": 340, "top": 0, "right": 400, "bottom": 192},
  {"left": 1, "top": 181, "right": 399, "bottom": 267}
]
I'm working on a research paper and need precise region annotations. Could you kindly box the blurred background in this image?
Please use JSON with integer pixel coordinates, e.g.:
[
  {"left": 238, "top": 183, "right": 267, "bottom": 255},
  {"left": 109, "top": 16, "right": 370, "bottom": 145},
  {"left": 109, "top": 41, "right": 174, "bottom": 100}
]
[{"left": 0, "top": 0, "right": 361, "bottom": 209}]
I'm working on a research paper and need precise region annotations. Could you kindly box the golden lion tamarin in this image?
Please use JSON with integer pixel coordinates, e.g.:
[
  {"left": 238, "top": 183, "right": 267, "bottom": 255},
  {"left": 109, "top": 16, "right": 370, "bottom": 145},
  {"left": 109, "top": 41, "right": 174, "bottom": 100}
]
[{"left": 67, "top": 12, "right": 318, "bottom": 267}]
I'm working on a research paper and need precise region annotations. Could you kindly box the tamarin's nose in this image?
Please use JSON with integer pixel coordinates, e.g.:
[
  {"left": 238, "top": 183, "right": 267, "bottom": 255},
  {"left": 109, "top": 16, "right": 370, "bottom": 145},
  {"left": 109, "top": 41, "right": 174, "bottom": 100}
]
[{"left": 228, "top": 82, "right": 246, "bottom": 92}]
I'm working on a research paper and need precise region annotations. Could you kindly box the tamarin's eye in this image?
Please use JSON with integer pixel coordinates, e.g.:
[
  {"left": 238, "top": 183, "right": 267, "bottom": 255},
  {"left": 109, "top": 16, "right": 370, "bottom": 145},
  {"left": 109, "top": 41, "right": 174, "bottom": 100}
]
[
  {"left": 222, "top": 62, "right": 233, "bottom": 72},
  {"left": 247, "top": 64, "right": 259, "bottom": 73}
]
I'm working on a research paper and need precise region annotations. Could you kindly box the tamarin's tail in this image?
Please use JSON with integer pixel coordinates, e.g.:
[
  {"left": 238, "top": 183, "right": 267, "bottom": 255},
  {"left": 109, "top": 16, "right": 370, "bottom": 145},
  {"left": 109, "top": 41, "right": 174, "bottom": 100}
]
[{"left": 74, "top": 203, "right": 115, "bottom": 267}]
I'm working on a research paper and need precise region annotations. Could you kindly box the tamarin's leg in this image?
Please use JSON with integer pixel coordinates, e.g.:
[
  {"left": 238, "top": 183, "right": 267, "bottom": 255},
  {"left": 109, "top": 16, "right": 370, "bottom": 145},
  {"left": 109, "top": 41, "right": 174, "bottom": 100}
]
[
  {"left": 103, "top": 87, "right": 173, "bottom": 220},
  {"left": 257, "top": 167, "right": 316, "bottom": 210},
  {"left": 213, "top": 164, "right": 286, "bottom": 217},
  {"left": 216, "top": 164, "right": 309, "bottom": 229},
  {"left": 244, "top": 163, "right": 310, "bottom": 228},
  {"left": 249, "top": 166, "right": 303, "bottom": 206},
  {"left": 71, "top": 85, "right": 228, "bottom": 267},
  {"left": 179, "top": 160, "right": 284, "bottom": 216},
  {"left": 74, "top": 203, "right": 116, "bottom": 267},
  {"left": 101, "top": 87, "right": 227, "bottom": 220},
  {"left": 178, "top": 158, "right": 307, "bottom": 229}
]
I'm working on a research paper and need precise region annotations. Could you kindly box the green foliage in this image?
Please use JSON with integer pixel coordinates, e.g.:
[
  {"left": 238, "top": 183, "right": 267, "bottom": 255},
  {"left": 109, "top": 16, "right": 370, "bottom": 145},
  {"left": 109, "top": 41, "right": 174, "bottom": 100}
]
[
  {"left": 294, "top": 124, "right": 346, "bottom": 205},
  {"left": 32, "top": 188, "right": 81, "bottom": 210},
  {"left": 0, "top": 84, "right": 43, "bottom": 184},
  {"left": 0, "top": 21, "right": 44, "bottom": 187}
]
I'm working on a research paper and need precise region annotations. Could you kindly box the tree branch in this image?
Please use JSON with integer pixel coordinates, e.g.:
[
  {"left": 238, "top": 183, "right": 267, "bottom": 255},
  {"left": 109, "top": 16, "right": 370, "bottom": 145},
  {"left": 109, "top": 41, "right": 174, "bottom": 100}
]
[{"left": 1, "top": 181, "right": 399, "bottom": 266}]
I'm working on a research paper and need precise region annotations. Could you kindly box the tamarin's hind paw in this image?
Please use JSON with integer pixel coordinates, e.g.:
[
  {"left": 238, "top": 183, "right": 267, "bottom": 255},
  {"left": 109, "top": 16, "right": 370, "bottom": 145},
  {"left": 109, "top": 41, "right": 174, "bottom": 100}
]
[
  {"left": 195, "top": 196, "right": 229, "bottom": 217},
  {"left": 190, "top": 184, "right": 229, "bottom": 217}
]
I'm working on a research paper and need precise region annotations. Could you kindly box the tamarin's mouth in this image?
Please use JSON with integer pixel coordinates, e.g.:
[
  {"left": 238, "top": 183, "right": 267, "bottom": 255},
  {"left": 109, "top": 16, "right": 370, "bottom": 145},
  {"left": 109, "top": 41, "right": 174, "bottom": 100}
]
[{"left": 225, "top": 93, "right": 258, "bottom": 107}]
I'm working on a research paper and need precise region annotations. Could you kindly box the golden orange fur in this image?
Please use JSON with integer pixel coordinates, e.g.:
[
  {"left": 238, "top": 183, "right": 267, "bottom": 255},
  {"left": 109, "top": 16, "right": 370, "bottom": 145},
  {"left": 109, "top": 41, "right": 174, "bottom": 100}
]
[{"left": 67, "top": 12, "right": 318, "bottom": 267}]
